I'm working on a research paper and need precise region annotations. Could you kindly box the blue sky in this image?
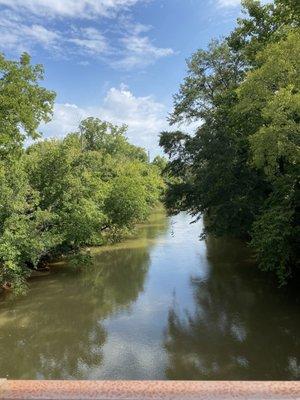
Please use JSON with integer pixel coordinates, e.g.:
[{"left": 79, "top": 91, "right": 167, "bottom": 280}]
[{"left": 0, "top": 0, "right": 244, "bottom": 155}]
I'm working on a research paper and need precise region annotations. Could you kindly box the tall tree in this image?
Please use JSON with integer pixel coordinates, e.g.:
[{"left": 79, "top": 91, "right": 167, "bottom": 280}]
[{"left": 160, "top": 0, "right": 299, "bottom": 283}]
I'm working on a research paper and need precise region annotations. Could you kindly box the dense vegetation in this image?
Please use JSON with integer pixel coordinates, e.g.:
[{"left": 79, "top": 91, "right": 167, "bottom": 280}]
[
  {"left": 0, "top": 54, "right": 163, "bottom": 293},
  {"left": 160, "top": 0, "right": 300, "bottom": 285}
]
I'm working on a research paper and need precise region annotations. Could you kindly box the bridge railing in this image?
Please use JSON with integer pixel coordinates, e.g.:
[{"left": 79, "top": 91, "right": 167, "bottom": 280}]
[{"left": 1, "top": 380, "right": 300, "bottom": 399}]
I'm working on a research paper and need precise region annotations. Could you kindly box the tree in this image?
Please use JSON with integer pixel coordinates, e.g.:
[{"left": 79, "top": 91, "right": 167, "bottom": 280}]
[
  {"left": 160, "top": 1, "right": 299, "bottom": 283},
  {"left": 237, "top": 29, "right": 300, "bottom": 283},
  {"left": 78, "top": 117, "right": 147, "bottom": 161},
  {"left": 152, "top": 155, "right": 168, "bottom": 172},
  {"left": 227, "top": 0, "right": 300, "bottom": 65},
  {"left": 160, "top": 39, "right": 265, "bottom": 238},
  {"left": 0, "top": 52, "right": 55, "bottom": 155},
  {"left": 0, "top": 52, "right": 55, "bottom": 291}
]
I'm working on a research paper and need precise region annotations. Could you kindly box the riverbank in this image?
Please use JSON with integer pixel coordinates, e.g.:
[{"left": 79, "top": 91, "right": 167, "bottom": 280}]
[{"left": 0, "top": 206, "right": 166, "bottom": 297}]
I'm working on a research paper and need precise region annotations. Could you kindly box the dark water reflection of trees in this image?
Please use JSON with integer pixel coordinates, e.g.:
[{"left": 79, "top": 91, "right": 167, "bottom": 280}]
[
  {"left": 164, "top": 236, "right": 300, "bottom": 380},
  {"left": 0, "top": 211, "right": 168, "bottom": 379}
]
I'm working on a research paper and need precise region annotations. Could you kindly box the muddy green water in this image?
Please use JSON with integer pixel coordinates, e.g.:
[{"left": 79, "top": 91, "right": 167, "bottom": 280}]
[{"left": 0, "top": 210, "right": 299, "bottom": 380}]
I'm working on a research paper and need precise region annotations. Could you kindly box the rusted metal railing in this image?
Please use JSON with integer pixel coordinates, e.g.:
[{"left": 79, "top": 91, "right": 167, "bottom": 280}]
[{"left": 1, "top": 380, "right": 300, "bottom": 399}]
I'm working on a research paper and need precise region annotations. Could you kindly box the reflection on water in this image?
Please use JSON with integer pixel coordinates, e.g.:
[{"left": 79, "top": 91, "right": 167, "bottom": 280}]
[
  {"left": 164, "top": 237, "right": 300, "bottom": 380},
  {"left": 0, "top": 210, "right": 299, "bottom": 379}
]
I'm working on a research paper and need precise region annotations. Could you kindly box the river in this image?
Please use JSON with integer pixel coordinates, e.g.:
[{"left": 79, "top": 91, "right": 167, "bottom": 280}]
[{"left": 0, "top": 210, "right": 299, "bottom": 380}]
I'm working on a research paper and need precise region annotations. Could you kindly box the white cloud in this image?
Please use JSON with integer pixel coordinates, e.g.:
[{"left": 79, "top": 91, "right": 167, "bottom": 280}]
[
  {"left": 217, "top": 0, "right": 271, "bottom": 9},
  {"left": 42, "top": 103, "right": 89, "bottom": 138},
  {"left": 217, "top": 0, "right": 240, "bottom": 7},
  {"left": 24, "top": 24, "right": 60, "bottom": 45},
  {"left": 0, "top": 12, "right": 61, "bottom": 53},
  {"left": 41, "top": 85, "right": 168, "bottom": 154},
  {"left": 69, "top": 28, "right": 108, "bottom": 55},
  {"left": 0, "top": 2, "right": 174, "bottom": 70},
  {"left": 0, "top": 11, "right": 109, "bottom": 57},
  {"left": 114, "top": 35, "right": 174, "bottom": 69},
  {"left": 0, "top": 0, "right": 143, "bottom": 19},
  {"left": 78, "top": 60, "right": 91, "bottom": 66},
  {"left": 123, "top": 36, "right": 174, "bottom": 58}
]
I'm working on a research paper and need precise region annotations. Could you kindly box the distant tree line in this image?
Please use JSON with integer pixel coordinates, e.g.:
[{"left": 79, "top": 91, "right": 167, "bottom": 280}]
[
  {"left": 160, "top": 0, "right": 299, "bottom": 285},
  {"left": 0, "top": 54, "right": 163, "bottom": 293}
]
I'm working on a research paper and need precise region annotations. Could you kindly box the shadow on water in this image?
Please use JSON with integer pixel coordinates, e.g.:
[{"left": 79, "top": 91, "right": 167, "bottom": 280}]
[{"left": 164, "top": 236, "right": 300, "bottom": 380}]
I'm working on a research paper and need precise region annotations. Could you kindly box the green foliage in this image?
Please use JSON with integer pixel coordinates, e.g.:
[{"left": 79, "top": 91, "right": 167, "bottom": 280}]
[
  {"left": 238, "top": 30, "right": 300, "bottom": 283},
  {"left": 160, "top": 38, "right": 266, "bottom": 238},
  {"left": 78, "top": 117, "right": 147, "bottom": 161},
  {"left": 238, "top": 29, "right": 300, "bottom": 178},
  {"left": 0, "top": 53, "right": 55, "bottom": 155},
  {"left": 251, "top": 198, "right": 295, "bottom": 286},
  {"left": 152, "top": 155, "right": 168, "bottom": 172},
  {"left": 169, "top": 40, "right": 244, "bottom": 125},
  {"left": 105, "top": 159, "right": 163, "bottom": 229},
  {"left": 0, "top": 53, "right": 162, "bottom": 293},
  {"left": 227, "top": 0, "right": 300, "bottom": 64},
  {"left": 0, "top": 53, "right": 56, "bottom": 291},
  {"left": 26, "top": 138, "right": 109, "bottom": 247},
  {"left": 160, "top": 1, "right": 299, "bottom": 284},
  {"left": 105, "top": 175, "right": 148, "bottom": 228}
]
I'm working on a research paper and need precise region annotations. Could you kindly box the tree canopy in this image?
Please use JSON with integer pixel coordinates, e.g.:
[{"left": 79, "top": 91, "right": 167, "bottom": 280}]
[{"left": 160, "top": 0, "right": 299, "bottom": 285}]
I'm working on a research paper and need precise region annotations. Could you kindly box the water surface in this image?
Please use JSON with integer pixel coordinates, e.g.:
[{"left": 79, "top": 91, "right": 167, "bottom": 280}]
[{"left": 0, "top": 211, "right": 299, "bottom": 380}]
